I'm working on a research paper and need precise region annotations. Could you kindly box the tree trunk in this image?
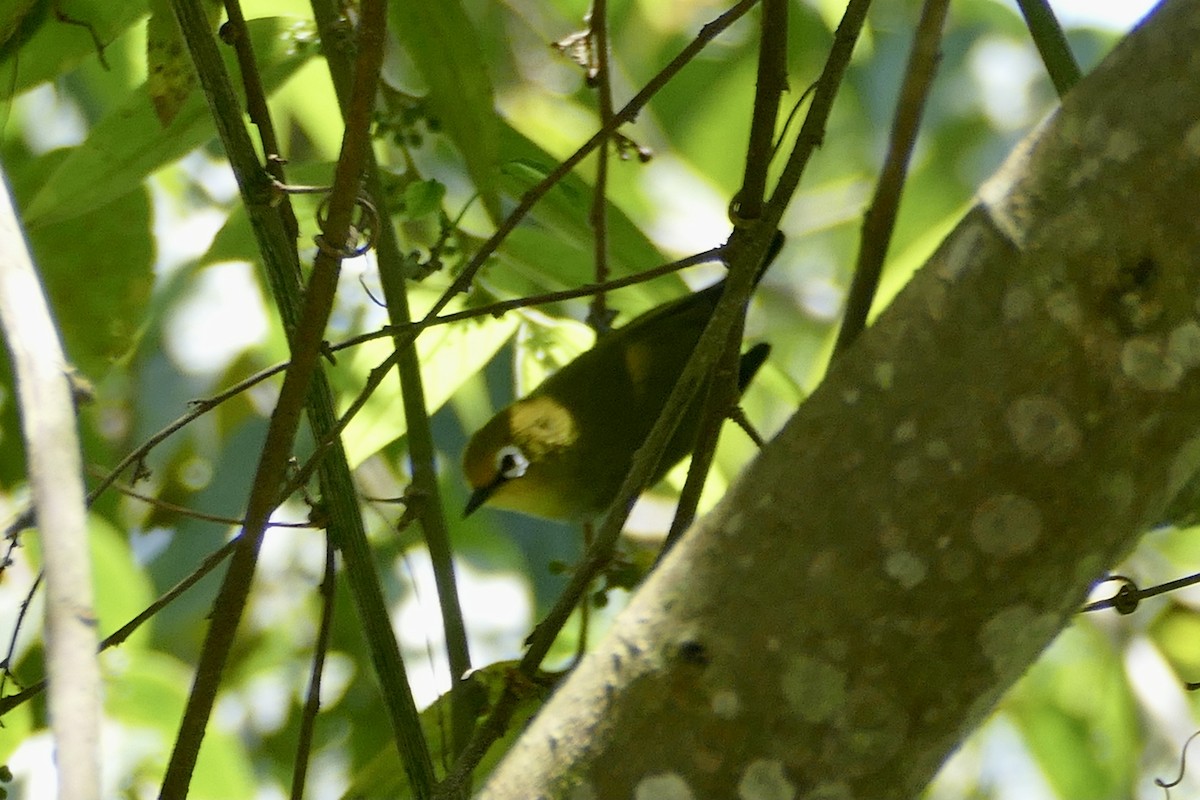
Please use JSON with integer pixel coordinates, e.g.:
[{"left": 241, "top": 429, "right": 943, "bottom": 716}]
[{"left": 479, "top": 0, "right": 1200, "bottom": 797}]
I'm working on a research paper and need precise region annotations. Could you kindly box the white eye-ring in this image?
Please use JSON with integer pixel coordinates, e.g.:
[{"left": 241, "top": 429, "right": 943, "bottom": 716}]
[{"left": 496, "top": 445, "right": 529, "bottom": 479}]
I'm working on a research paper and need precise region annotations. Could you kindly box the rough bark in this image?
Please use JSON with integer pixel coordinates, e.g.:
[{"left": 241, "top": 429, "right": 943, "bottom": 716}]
[{"left": 480, "top": 1, "right": 1200, "bottom": 797}]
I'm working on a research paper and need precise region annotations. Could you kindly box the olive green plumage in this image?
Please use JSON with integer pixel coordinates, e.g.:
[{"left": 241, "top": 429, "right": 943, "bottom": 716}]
[{"left": 463, "top": 240, "right": 779, "bottom": 521}]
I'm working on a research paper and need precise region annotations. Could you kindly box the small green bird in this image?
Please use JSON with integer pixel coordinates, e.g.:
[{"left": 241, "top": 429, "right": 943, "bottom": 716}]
[{"left": 462, "top": 239, "right": 780, "bottom": 521}]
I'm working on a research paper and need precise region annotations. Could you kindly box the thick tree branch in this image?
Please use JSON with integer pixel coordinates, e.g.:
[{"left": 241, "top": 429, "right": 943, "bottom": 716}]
[{"left": 479, "top": 1, "right": 1200, "bottom": 796}]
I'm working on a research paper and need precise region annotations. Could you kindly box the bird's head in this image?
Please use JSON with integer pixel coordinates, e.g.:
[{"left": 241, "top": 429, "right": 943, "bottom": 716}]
[{"left": 462, "top": 395, "right": 584, "bottom": 520}]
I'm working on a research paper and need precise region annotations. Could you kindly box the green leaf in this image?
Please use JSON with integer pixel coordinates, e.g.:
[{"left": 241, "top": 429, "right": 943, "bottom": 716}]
[
  {"left": 490, "top": 121, "right": 681, "bottom": 312},
  {"left": 388, "top": 1, "right": 501, "bottom": 224},
  {"left": 0, "top": 0, "right": 148, "bottom": 91},
  {"left": 87, "top": 517, "right": 156, "bottom": 648},
  {"left": 1149, "top": 603, "right": 1200, "bottom": 680},
  {"left": 0, "top": 0, "right": 43, "bottom": 58},
  {"left": 339, "top": 292, "right": 520, "bottom": 468},
  {"left": 21, "top": 515, "right": 156, "bottom": 648},
  {"left": 26, "top": 180, "right": 154, "bottom": 376},
  {"left": 103, "top": 650, "right": 257, "bottom": 800},
  {"left": 1005, "top": 623, "right": 1139, "bottom": 799},
  {"left": 342, "top": 662, "right": 556, "bottom": 800},
  {"left": 0, "top": 689, "right": 33, "bottom": 764},
  {"left": 23, "top": 16, "right": 319, "bottom": 229},
  {"left": 404, "top": 179, "right": 447, "bottom": 220},
  {"left": 145, "top": 0, "right": 195, "bottom": 126}
]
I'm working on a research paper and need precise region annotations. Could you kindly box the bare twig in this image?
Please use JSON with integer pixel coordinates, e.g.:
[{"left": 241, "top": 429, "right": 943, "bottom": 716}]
[
  {"left": 0, "top": 571, "right": 41, "bottom": 703},
  {"left": 666, "top": 0, "right": 788, "bottom": 548},
  {"left": 733, "top": 0, "right": 787, "bottom": 223},
  {"left": 219, "top": 0, "right": 300, "bottom": 240},
  {"left": 834, "top": 0, "right": 947, "bottom": 355},
  {"left": 1016, "top": 0, "right": 1082, "bottom": 97},
  {"left": 290, "top": 541, "right": 337, "bottom": 800},
  {"left": 587, "top": 0, "right": 616, "bottom": 332},
  {"left": 421, "top": 0, "right": 760, "bottom": 329}
]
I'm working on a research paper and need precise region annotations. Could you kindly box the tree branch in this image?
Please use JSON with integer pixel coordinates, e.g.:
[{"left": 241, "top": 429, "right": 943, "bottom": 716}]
[{"left": 0, "top": 166, "right": 100, "bottom": 800}]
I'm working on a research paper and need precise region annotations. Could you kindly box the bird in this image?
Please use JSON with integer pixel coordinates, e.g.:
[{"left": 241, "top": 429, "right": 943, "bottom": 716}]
[{"left": 461, "top": 237, "right": 781, "bottom": 522}]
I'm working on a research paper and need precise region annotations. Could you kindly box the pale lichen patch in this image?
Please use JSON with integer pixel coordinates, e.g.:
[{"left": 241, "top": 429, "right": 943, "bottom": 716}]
[
  {"left": 801, "top": 781, "right": 854, "bottom": 800},
  {"left": 712, "top": 689, "right": 741, "bottom": 719},
  {"left": 1003, "top": 284, "right": 1034, "bottom": 322},
  {"left": 1168, "top": 320, "right": 1200, "bottom": 370},
  {"left": 635, "top": 773, "right": 695, "bottom": 800},
  {"left": 893, "top": 418, "right": 918, "bottom": 443},
  {"left": 781, "top": 655, "right": 847, "bottom": 724},
  {"left": 979, "top": 605, "right": 1056, "bottom": 675},
  {"left": 738, "top": 760, "right": 796, "bottom": 800},
  {"left": 1102, "top": 128, "right": 1139, "bottom": 162},
  {"left": 939, "top": 548, "right": 975, "bottom": 583},
  {"left": 970, "top": 494, "right": 1041, "bottom": 557},
  {"left": 924, "top": 439, "right": 950, "bottom": 460},
  {"left": 893, "top": 456, "right": 923, "bottom": 484},
  {"left": 1005, "top": 394, "right": 1081, "bottom": 464},
  {"left": 1044, "top": 288, "right": 1083, "bottom": 332},
  {"left": 1186, "top": 120, "right": 1200, "bottom": 157},
  {"left": 1167, "top": 433, "right": 1200, "bottom": 501},
  {"left": 884, "top": 550, "right": 927, "bottom": 589},
  {"left": 1122, "top": 336, "right": 1184, "bottom": 391},
  {"left": 874, "top": 362, "right": 895, "bottom": 391},
  {"left": 567, "top": 781, "right": 598, "bottom": 800}
]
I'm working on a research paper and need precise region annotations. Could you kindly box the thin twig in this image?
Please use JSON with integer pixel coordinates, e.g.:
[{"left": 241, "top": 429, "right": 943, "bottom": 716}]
[
  {"left": 441, "top": 226, "right": 774, "bottom": 799},
  {"left": 662, "top": 315, "right": 746, "bottom": 550},
  {"left": 733, "top": 0, "right": 787, "bottom": 223},
  {"left": 1156, "top": 730, "right": 1200, "bottom": 797},
  {"left": 220, "top": 0, "right": 300, "bottom": 240},
  {"left": 282, "top": 246, "right": 726, "bottom": 502},
  {"left": 0, "top": 572, "right": 42, "bottom": 703},
  {"left": 666, "top": 0, "right": 787, "bottom": 548},
  {"left": 587, "top": 0, "right": 616, "bottom": 332},
  {"left": 103, "top": 476, "right": 315, "bottom": 528},
  {"left": 437, "top": 2, "right": 872, "bottom": 791},
  {"left": 436, "top": 228, "right": 779, "bottom": 800},
  {"left": 1080, "top": 572, "right": 1200, "bottom": 615},
  {"left": 833, "top": 0, "right": 947, "bottom": 355},
  {"left": 1016, "top": 0, "right": 1082, "bottom": 97},
  {"left": 0, "top": 245, "right": 728, "bottom": 566},
  {"left": 763, "top": 0, "right": 871, "bottom": 228},
  {"left": 438, "top": 5, "right": 847, "bottom": 789},
  {"left": 0, "top": 159, "right": 100, "bottom": 800},
  {"left": 290, "top": 540, "right": 337, "bottom": 800}
]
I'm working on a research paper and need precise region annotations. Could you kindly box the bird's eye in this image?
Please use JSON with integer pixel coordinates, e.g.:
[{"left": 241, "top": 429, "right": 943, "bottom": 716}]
[{"left": 496, "top": 445, "right": 529, "bottom": 479}]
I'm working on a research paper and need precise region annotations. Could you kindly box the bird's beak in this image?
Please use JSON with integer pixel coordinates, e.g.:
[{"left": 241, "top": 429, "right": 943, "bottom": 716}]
[{"left": 464, "top": 484, "right": 495, "bottom": 517}]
